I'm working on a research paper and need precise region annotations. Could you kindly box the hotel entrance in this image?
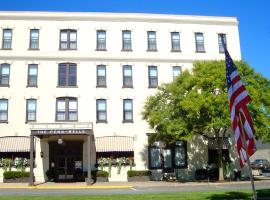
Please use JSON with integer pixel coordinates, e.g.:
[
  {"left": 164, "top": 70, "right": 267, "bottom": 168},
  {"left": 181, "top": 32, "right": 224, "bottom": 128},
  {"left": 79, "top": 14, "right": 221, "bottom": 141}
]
[{"left": 49, "top": 141, "right": 83, "bottom": 182}]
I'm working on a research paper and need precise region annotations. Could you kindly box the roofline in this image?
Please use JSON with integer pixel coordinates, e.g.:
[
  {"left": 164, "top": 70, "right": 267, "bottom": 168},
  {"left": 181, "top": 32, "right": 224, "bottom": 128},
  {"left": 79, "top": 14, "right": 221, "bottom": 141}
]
[{"left": 0, "top": 11, "right": 238, "bottom": 25}]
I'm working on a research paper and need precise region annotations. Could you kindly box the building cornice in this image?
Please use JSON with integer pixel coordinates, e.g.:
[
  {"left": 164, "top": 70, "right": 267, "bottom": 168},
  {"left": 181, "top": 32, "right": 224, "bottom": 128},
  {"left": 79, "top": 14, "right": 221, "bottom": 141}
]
[{"left": 0, "top": 11, "right": 238, "bottom": 26}]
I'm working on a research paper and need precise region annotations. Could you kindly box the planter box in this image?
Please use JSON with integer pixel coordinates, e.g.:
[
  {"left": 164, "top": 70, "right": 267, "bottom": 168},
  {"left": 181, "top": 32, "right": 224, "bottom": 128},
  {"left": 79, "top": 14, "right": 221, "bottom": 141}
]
[
  {"left": 85, "top": 177, "right": 109, "bottom": 183},
  {"left": 4, "top": 177, "right": 30, "bottom": 183},
  {"left": 128, "top": 176, "right": 150, "bottom": 182}
]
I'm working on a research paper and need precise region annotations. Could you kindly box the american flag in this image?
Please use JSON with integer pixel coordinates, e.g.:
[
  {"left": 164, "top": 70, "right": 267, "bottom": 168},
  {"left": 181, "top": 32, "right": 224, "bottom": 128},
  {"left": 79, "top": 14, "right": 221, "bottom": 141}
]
[{"left": 225, "top": 49, "right": 256, "bottom": 167}]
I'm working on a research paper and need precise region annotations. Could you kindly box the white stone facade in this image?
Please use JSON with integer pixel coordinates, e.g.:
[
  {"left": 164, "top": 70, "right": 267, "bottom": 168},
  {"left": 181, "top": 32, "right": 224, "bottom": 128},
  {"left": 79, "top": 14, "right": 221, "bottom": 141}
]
[{"left": 0, "top": 11, "right": 242, "bottom": 182}]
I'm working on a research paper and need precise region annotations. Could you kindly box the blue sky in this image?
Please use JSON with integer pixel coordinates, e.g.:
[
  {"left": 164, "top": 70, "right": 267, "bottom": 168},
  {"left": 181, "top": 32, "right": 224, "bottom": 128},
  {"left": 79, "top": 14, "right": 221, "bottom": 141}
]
[{"left": 1, "top": 0, "right": 270, "bottom": 79}]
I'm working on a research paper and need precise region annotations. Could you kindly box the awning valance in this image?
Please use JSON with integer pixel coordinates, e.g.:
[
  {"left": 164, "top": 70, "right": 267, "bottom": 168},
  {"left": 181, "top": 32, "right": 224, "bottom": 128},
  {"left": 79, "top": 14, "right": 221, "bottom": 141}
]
[
  {"left": 95, "top": 136, "right": 134, "bottom": 152},
  {"left": 0, "top": 136, "right": 30, "bottom": 152}
]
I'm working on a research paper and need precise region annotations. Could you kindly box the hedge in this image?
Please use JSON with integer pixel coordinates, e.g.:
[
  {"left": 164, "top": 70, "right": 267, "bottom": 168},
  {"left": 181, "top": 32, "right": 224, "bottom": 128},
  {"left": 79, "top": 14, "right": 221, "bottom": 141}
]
[
  {"left": 3, "top": 171, "right": 30, "bottom": 179},
  {"left": 127, "top": 170, "right": 151, "bottom": 177}
]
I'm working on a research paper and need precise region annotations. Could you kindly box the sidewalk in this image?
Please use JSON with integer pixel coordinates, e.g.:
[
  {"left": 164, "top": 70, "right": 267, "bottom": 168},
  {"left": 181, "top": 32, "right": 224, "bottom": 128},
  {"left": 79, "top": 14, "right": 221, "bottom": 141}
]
[{"left": 0, "top": 179, "right": 270, "bottom": 189}]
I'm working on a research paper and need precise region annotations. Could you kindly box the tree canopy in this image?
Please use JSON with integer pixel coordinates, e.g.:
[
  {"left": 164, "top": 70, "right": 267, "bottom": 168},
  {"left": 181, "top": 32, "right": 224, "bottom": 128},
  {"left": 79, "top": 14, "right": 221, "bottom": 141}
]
[{"left": 142, "top": 60, "right": 270, "bottom": 144}]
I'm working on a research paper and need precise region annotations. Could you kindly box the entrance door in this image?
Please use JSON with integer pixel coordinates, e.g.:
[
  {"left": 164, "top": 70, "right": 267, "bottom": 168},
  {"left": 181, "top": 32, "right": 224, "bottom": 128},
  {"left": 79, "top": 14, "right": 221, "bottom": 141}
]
[{"left": 49, "top": 141, "right": 83, "bottom": 182}]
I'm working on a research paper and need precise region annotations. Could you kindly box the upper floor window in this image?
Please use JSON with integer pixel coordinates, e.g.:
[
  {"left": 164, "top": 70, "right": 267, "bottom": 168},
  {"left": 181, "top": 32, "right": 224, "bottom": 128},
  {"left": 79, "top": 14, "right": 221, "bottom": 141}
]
[
  {"left": 0, "top": 99, "right": 8, "bottom": 122},
  {"left": 26, "top": 99, "right": 37, "bottom": 122},
  {"left": 96, "top": 30, "right": 106, "bottom": 51},
  {"left": 147, "top": 31, "right": 157, "bottom": 51},
  {"left": 96, "top": 99, "right": 107, "bottom": 123},
  {"left": 122, "top": 30, "right": 132, "bottom": 51},
  {"left": 96, "top": 65, "right": 106, "bottom": 87},
  {"left": 218, "top": 33, "right": 227, "bottom": 53},
  {"left": 123, "top": 99, "right": 133, "bottom": 123},
  {"left": 171, "top": 32, "right": 181, "bottom": 52},
  {"left": 195, "top": 32, "right": 205, "bottom": 52},
  {"left": 123, "top": 65, "right": 133, "bottom": 88},
  {"left": 29, "top": 29, "right": 39, "bottom": 50},
  {"left": 172, "top": 66, "right": 181, "bottom": 80},
  {"left": 60, "top": 29, "right": 77, "bottom": 50},
  {"left": 0, "top": 63, "right": 10, "bottom": 86},
  {"left": 2, "top": 29, "right": 12, "bottom": 49},
  {"left": 148, "top": 66, "right": 158, "bottom": 88},
  {"left": 56, "top": 97, "right": 77, "bottom": 121},
  {"left": 58, "top": 63, "right": 77, "bottom": 87},
  {"left": 27, "top": 64, "right": 38, "bottom": 87}
]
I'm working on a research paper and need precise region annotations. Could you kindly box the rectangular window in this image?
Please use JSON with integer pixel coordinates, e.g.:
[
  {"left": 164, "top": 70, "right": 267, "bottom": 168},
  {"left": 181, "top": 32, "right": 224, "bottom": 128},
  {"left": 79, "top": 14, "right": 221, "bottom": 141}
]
[
  {"left": 56, "top": 97, "right": 77, "bottom": 121},
  {"left": 0, "top": 99, "right": 8, "bottom": 122},
  {"left": 29, "top": 29, "right": 39, "bottom": 50},
  {"left": 96, "top": 65, "right": 106, "bottom": 87},
  {"left": 122, "top": 30, "right": 132, "bottom": 51},
  {"left": 26, "top": 99, "right": 37, "bottom": 122},
  {"left": 123, "top": 99, "right": 133, "bottom": 122},
  {"left": 148, "top": 66, "right": 158, "bottom": 88},
  {"left": 218, "top": 33, "right": 227, "bottom": 53},
  {"left": 171, "top": 32, "right": 181, "bottom": 51},
  {"left": 149, "top": 147, "right": 162, "bottom": 168},
  {"left": 96, "top": 99, "right": 107, "bottom": 123},
  {"left": 0, "top": 63, "right": 10, "bottom": 86},
  {"left": 174, "top": 141, "right": 187, "bottom": 168},
  {"left": 96, "top": 30, "right": 106, "bottom": 51},
  {"left": 27, "top": 64, "right": 38, "bottom": 87},
  {"left": 58, "top": 63, "right": 77, "bottom": 87},
  {"left": 60, "top": 29, "right": 77, "bottom": 50},
  {"left": 195, "top": 32, "right": 205, "bottom": 52},
  {"left": 123, "top": 65, "right": 133, "bottom": 87},
  {"left": 172, "top": 66, "right": 181, "bottom": 80},
  {"left": 147, "top": 31, "right": 157, "bottom": 51},
  {"left": 2, "top": 29, "right": 12, "bottom": 49}
]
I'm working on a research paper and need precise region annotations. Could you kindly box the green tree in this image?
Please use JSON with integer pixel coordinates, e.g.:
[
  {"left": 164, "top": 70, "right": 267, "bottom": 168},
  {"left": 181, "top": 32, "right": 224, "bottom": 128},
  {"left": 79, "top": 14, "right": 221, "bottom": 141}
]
[{"left": 142, "top": 60, "right": 270, "bottom": 181}]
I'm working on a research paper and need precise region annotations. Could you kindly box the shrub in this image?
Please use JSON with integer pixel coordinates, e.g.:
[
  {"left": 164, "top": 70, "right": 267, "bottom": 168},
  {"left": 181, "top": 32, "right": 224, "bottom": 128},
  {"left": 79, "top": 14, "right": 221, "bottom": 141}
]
[
  {"left": 127, "top": 170, "right": 151, "bottom": 177},
  {"left": 4, "top": 171, "right": 30, "bottom": 179},
  {"left": 96, "top": 170, "right": 109, "bottom": 177}
]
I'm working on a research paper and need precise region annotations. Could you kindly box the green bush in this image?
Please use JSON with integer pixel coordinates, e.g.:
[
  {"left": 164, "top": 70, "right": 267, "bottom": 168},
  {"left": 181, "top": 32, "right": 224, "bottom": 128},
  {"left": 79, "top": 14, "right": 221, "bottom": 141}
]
[
  {"left": 127, "top": 170, "right": 151, "bottom": 177},
  {"left": 4, "top": 171, "right": 30, "bottom": 179},
  {"left": 96, "top": 170, "right": 109, "bottom": 177}
]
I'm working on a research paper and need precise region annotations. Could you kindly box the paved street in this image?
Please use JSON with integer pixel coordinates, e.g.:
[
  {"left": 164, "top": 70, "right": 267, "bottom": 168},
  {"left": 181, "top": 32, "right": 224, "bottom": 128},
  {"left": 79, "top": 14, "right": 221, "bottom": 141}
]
[{"left": 0, "top": 180, "right": 270, "bottom": 196}]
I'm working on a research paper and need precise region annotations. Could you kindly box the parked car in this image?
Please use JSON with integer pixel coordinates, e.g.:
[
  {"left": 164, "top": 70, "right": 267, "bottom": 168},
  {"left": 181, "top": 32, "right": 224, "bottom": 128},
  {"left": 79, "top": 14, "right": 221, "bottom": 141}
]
[{"left": 251, "top": 159, "right": 270, "bottom": 170}]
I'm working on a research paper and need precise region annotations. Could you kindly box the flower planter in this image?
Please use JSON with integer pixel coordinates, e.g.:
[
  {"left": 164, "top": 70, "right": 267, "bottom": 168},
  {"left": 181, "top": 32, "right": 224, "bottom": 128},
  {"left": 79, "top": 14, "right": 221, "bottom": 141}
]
[
  {"left": 127, "top": 176, "right": 150, "bottom": 182},
  {"left": 4, "top": 177, "right": 30, "bottom": 183}
]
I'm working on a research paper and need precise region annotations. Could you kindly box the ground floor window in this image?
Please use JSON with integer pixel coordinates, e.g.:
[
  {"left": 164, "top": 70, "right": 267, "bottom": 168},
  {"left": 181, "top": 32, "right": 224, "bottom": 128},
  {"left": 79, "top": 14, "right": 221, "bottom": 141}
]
[{"left": 148, "top": 141, "right": 187, "bottom": 171}]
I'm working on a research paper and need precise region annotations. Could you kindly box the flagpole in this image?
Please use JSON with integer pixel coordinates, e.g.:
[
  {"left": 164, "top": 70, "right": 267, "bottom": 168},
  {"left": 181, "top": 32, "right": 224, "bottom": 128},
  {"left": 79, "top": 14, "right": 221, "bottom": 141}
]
[{"left": 238, "top": 111, "right": 257, "bottom": 200}]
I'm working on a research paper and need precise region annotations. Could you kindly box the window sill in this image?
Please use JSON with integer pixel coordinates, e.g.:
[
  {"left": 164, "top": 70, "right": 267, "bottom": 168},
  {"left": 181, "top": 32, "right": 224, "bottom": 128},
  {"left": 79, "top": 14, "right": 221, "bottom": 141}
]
[
  {"left": 26, "top": 85, "right": 38, "bottom": 88},
  {"left": 55, "top": 120, "right": 78, "bottom": 122},
  {"left": 28, "top": 48, "right": 40, "bottom": 51},
  {"left": 57, "top": 86, "right": 78, "bottom": 88},
  {"left": 0, "top": 85, "right": 10, "bottom": 87},
  {"left": 96, "top": 120, "right": 108, "bottom": 124},
  {"left": 58, "top": 48, "right": 78, "bottom": 51},
  {"left": 95, "top": 49, "right": 107, "bottom": 51},
  {"left": 25, "top": 120, "right": 36, "bottom": 124},
  {"left": 122, "top": 86, "right": 133, "bottom": 89},
  {"left": 0, "top": 121, "right": 8, "bottom": 124},
  {"left": 122, "top": 120, "right": 134, "bottom": 123},
  {"left": 96, "top": 85, "right": 107, "bottom": 88},
  {"left": 195, "top": 50, "right": 206, "bottom": 53},
  {"left": 171, "top": 50, "right": 181, "bottom": 52},
  {"left": 1, "top": 48, "right": 12, "bottom": 50},
  {"left": 147, "top": 49, "right": 158, "bottom": 52},
  {"left": 148, "top": 86, "right": 158, "bottom": 89},
  {"left": 121, "top": 49, "right": 133, "bottom": 52}
]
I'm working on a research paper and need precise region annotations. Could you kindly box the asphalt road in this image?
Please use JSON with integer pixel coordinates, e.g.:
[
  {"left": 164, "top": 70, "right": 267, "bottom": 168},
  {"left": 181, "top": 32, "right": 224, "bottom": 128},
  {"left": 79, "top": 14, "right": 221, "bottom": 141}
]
[{"left": 1, "top": 181, "right": 270, "bottom": 196}]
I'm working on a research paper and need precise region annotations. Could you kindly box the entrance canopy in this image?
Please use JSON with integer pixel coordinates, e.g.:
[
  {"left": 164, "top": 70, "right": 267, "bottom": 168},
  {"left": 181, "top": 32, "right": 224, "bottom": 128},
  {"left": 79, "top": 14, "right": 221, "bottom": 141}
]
[{"left": 95, "top": 136, "right": 134, "bottom": 152}]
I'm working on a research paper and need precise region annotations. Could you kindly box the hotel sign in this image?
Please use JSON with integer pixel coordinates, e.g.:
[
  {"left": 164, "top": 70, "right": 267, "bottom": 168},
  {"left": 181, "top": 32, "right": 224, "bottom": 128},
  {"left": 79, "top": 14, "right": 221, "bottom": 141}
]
[{"left": 31, "top": 129, "right": 91, "bottom": 135}]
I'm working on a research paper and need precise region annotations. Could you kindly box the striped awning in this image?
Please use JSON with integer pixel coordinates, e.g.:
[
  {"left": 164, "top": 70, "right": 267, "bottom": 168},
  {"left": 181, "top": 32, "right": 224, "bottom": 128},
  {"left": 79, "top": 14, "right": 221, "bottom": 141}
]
[
  {"left": 208, "top": 137, "right": 230, "bottom": 150},
  {"left": 0, "top": 136, "right": 30, "bottom": 152},
  {"left": 95, "top": 136, "right": 134, "bottom": 152}
]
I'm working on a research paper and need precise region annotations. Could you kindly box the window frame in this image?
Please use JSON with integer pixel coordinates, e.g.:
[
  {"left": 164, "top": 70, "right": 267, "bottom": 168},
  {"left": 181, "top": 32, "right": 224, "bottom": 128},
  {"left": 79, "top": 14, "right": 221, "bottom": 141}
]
[
  {"left": 2, "top": 29, "right": 12, "bottom": 50},
  {"left": 171, "top": 32, "right": 181, "bottom": 52},
  {"left": 96, "top": 99, "right": 107, "bottom": 123},
  {"left": 27, "top": 64, "right": 38, "bottom": 87},
  {"left": 26, "top": 99, "right": 37, "bottom": 122},
  {"left": 122, "top": 65, "right": 133, "bottom": 88},
  {"left": 96, "top": 30, "right": 106, "bottom": 51},
  {"left": 0, "top": 99, "right": 8, "bottom": 123},
  {"left": 123, "top": 99, "right": 133, "bottom": 123},
  {"left": 148, "top": 66, "right": 158, "bottom": 88},
  {"left": 96, "top": 65, "right": 107, "bottom": 88},
  {"left": 59, "top": 29, "right": 77, "bottom": 50},
  {"left": 172, "top": 66, "right": 181, "bottom": 80},
  {"left": 0, "top": 63, "right": 10, "bottom": 87},
  {"left": 55, "top": 97, "right": 78, "bottom": 121},
  {"left": 122, "top": 30, "right": 132, "bottom": 51},
  {"left": 57, "top": 63, "right": 77, "bottom": 87},
  {"left": 195, "top": 32, "right": 205, "bottom": 53},
  {"left": 147, "top": 31, "right": 157, "bottom": 51},
  {"left": 29, "top": 29, "right": 39, "bottom": 50},
  {"left": 218, "top": 33, "right": 227, "bottom": 53}
]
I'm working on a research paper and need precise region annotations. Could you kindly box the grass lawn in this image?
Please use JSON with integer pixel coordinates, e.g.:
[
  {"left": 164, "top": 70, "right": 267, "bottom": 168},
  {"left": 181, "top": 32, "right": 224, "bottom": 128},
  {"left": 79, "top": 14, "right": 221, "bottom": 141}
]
[{"left": 0, "top": 189, "right": 269, "bottom": 200}]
